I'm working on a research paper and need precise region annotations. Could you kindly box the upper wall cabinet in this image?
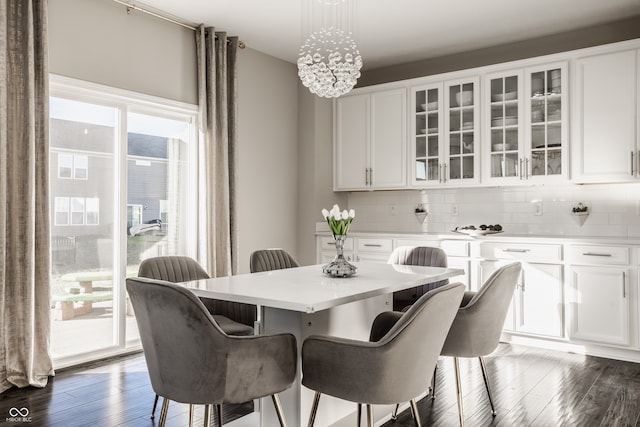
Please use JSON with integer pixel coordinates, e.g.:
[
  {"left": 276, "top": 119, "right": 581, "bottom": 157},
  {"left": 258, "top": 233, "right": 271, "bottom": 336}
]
[
  {"left": 482, "top": 69, "right": 524, "bottom": 185},
  {"left": 524, "top": 62, "right": 569, "bottom": 183},
  {"left": 410, "top": 83, "right": 444, "bottom": 185},
  {"left": 410, "top": 77, "right": 480, "bottom": 187},
  {"left": 573, "top": 49, "right": 639, "bottom": 183},
  {"left": 334, "top": 88, "right": 407, "bottom": 190},
  {"left": 444, "top": 77, "right": 480, "bottom": 185}
]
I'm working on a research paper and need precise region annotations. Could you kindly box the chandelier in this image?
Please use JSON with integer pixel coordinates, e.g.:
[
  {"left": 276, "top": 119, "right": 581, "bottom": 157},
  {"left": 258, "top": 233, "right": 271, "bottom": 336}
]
[{"left": 297, "top": 0, "right": 363, "bottom": 98}]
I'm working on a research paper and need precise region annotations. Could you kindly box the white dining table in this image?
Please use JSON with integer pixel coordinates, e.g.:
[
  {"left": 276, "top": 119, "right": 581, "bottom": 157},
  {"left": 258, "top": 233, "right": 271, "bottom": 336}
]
[{"left": 182, "top": 261, "right": 464, "bottom": 427}]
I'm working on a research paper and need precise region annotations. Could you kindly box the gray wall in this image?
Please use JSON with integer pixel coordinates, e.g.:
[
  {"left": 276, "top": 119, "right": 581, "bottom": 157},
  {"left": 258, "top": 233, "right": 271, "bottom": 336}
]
[{"left": 359, "top": 15, "right": 640, "bottom": 87}]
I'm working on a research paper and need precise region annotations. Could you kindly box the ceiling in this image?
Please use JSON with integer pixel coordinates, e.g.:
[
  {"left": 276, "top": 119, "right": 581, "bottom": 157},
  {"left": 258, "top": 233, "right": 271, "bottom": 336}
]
[{"left": 133, "top": 0, "right": 640, "bottom": 70}]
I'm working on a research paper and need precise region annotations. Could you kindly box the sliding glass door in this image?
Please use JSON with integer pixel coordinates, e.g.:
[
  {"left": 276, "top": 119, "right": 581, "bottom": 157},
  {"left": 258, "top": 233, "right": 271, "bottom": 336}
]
[{"left": 49, "top": 77, "right": 197, "bottom": 365}]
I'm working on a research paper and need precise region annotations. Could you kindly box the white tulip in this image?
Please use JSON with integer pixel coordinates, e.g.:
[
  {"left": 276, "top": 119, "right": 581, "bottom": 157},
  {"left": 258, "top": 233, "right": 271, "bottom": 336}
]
[
  {"left": 342, "top": 210, "right": 349, "bottom": 220},
  {"left": 322, "top": 208, "right": 330, "bottom": 219},
  {"left": 333, "top": 211, "right": 342, "bottom": 220},
  {"left": 349, "top": 209, "right": 355, "bottom": 218}
]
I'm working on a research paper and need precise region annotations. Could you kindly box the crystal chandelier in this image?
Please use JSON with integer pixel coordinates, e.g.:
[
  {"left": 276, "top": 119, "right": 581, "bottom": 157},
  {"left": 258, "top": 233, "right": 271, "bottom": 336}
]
[{"left": 297, "top": 0, "right": 363, "bottom": 98}]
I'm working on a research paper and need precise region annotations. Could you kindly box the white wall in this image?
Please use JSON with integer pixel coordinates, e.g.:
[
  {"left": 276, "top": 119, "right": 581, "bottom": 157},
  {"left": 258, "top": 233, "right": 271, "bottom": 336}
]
[
  {"left": 236, "top": 48, "right": 299, "bottom": 272},
  {"left": 346, "top": 184, "right": 640, "bottom": 238},
  {"left": 48, "top": 0, "right": 302, "bottom": 273},
  {"left": 48, "top": 0, "right": 197, "bottom": 104}
]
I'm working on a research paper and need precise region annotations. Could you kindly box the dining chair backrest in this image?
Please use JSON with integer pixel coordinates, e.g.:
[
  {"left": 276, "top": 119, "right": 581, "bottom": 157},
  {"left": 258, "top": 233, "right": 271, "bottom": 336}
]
[
  {"left": 302, "top": 282, "right": 465, "bottom": 405},
  {"left": 127, "top": 276, "right": 229, "bottom": 404},
  {"left": 388, "top": 246, "right": 449, "bottom": 310},
  {"left": 441, "top": 262, "right": 522, "bottom": 357},
  {"left": 127, "top": 276, "right": 298, "bottom": 407},
  {"left": 138, "top": 255, "right": 210, "bottom": 282},
  {"left": 250, "top": 249, "right": 299, "bottom": 273}
]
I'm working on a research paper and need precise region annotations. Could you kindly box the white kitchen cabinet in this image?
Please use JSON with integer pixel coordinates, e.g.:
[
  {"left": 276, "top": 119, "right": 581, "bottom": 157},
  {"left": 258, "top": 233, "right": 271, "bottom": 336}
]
[
  {"left": 444, "top": 77, "right": 480, "bottom": 185},
  {"left": 334, "top": 88, "right": 406, "bottom": 190},
  {"left": 569, "top": 244, "right": 631, "bottom": 346},
  {"left": 479, "top": 259, "right": 563, "bottom": 337},
  {"left": 410, "top": 83, "right": 444, "bottom": 186},
  {"left": 524, "top": 62, "right": 569, "bottom": 182},
  {"left": 573, "top": 49, "right": 639, "bottom": 183},
  {"left": 477, "top": 241, "right": 564, "bottom": 337},
  {"left": 482, "top": 69, "right": 525, "bottom": 185},
  {"left": 316, "top": 235, "right": 392, "bottom": 264}
]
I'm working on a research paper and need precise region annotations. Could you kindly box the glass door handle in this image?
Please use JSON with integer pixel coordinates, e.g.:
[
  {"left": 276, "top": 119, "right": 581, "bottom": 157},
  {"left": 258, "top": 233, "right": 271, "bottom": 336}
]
[{"left": 519, "top": 158, "right": 524, "bottom": 180}]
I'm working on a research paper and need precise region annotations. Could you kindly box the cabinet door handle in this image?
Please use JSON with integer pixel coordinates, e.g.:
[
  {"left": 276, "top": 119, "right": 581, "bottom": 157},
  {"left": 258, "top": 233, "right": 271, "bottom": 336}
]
[
  {"left": 519, "top": 158, "right": 523, "bottom": 180},
  {"left": 443, "top": 163, "right": 447, "bottom": 182},
  {"left": 525, "top": 158, "right": 529, "bottom": 180},
  {"left": 631, "top": 151, "right": 635, "bottom": 176},
  {"left": 327, "top": 242, "right": 336, "bottom": 246},
  {"left": 622, "top": 271, "right": 626, "bottom": 298},
  {"left": 503, "top": 248, "right": 530, "bottom": 253},
  {"left": 439, "top": 164, "right": 443, "bottom": 183},
  {"left": 363, "top": 244, "right": 382, "bottom": 247},
  {"left": 364, "top": 168, "right": 368, "bottom": 185},
  {"left": 369, "top": 168, "right": 373, "bottom": 186},
  {"left": 582, "top": 252, "right": 612, "bottom": 257}
]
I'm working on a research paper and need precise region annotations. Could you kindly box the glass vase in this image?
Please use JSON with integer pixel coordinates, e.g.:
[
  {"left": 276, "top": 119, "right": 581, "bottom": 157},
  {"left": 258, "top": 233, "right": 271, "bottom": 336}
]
[{"left": 322, "top": 234, "right": 357, "bottom": 278}]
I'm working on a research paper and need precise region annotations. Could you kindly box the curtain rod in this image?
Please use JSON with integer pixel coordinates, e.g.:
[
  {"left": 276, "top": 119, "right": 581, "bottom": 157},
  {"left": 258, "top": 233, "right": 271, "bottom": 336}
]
[{"left": 111, "top": 0, "right": 246, "bottom": 48}]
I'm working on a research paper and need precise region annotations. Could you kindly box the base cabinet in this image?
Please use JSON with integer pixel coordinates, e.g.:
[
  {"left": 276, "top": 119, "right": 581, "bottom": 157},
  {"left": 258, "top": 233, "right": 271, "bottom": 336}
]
[
  {"left": 479, "top": 260, "right": 563, "bottom": 337},
  {"left": 569, "top": 266, "right": 630, "bottom": 346}
]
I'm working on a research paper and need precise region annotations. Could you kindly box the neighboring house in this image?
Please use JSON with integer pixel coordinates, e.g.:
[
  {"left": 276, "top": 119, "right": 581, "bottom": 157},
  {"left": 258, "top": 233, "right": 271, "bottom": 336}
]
[{"left": 49, "top": 117, "right": 184, "bottom": 273}]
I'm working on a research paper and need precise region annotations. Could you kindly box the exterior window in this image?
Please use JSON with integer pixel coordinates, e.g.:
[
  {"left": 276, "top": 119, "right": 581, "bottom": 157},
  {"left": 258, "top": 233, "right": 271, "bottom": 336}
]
[
  {"left": 58, "top": 154, "right": 73, "bottom": 179},
  {"left": 74, "top": 155, "right": 88, "bottom": 179},
  {"left": 86, "top": 198, "right": 99, "bottom": 225},
  {"left": 54, "top": 197, "right": 69, "bottom": 225},
  {"left": 70, "top": 197, "right": 85, "bottom": 225}
]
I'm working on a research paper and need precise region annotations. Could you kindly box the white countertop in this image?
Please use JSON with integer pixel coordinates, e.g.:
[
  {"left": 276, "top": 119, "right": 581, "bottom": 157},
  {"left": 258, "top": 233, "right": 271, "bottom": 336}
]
[
  {"left": 316, "top": 230, "right": 640, "bottom": 245},
  {"left": 181, "top": 262, "right": 463, "bottom": 313}
]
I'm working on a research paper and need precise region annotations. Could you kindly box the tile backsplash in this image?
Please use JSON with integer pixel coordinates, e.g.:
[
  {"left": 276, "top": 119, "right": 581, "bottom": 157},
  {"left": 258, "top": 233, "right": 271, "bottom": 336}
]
[{"left": 346, "top": 183, "right": 640, "bottom": 238}]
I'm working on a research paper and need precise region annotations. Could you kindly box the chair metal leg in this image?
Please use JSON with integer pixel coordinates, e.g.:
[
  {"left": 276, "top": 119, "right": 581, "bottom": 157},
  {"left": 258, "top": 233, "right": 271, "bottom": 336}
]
[
  {"left": 203, "top": 404, "right": 212, "bottom": 427},
  {"left": 158, "top": 397, "right": 170, "bottom": 427},
  {"left": 272, "top": 394, "right": 287, "bottom": 427},
  {"left": 453, "top": 357, "right": 464, "bottom": 427},
  {"left": 409, "top": 399, "right": 422, "bottom": 427},
  {"left": 391, "top": 403, "right": 400, "bottom": 420},
  {"left": 216, "top": 404, "right": 223, "bottom": 426},
  {"left": 479, "top": 356, "right": 497, "bottom": 416},
  {"left": 431, "top": 365, "right": 437, "bottom": 400},
  {"left": 357, "top": 403, "right": 362, "bottom": 426},
  {"left": 307, "top": 391, "right": 321, "bottom": 427},
  {"left": 188, "top": 404, "right": 194, "bottom": 427},
  {"left": 366, "top": 404, "right": 374, "bottom": 427},
  {"left": 151, "top": 394, "right": 159, "bottom": 419}
]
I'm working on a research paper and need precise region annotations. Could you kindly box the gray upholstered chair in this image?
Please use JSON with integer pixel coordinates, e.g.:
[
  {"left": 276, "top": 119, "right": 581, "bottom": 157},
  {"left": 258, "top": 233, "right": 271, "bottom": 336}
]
[
  {"left": 371, "top": 262, "right": 522, "bottom": 427},
  {"left": 249, "top": 248, "right": 299, "bottom": 273},
  {"left": 302, "top": 282, "right": 465, "bottom": 427},
  {"left": 137, "top": 256, "right": 256, "bottom": 419},
  {"left": 388, "top": 246, "right": 449, "bottom": 311},
  {"left": 126, "top": 276, "right": 297, "bottom": 427},
  {"left": 436, "top": 261, "right": 522, "bottom": 426}
]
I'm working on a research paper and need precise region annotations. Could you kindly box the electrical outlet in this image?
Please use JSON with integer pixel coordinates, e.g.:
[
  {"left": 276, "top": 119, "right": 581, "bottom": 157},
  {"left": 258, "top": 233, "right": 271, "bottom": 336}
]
[
  {"left": 389, "top": 204, "right": 397, "bottom": 216},
  {"left": 451, "top": 204, "right": 459, "bottom": 216},
  {"left": 533, "top": 201, "right": 543, "bottom": 216}
]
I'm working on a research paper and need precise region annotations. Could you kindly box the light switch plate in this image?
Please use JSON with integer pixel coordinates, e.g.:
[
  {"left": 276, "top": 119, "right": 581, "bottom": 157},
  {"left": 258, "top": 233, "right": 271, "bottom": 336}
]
[{"left": 533, "top": 201, "right": 543, "bottom": 216}]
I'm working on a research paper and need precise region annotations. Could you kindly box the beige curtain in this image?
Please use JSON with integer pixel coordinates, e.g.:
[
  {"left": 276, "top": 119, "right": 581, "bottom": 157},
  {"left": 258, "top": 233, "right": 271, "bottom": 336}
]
[
  {"left": 196, "top": 27, "right": 239, "bottom": 277},
  {"left": 0, "top": 0, "right": 54, "bottom": 393}
]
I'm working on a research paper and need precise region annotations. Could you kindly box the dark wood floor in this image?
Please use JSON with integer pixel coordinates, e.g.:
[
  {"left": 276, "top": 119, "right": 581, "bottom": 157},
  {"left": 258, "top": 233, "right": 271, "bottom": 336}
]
[{"left": 0, "top": 343, "right": 639, "bottom": 426}]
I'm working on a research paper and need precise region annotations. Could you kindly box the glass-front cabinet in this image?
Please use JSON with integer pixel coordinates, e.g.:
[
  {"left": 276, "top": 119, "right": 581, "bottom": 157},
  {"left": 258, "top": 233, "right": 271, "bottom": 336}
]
[
  {"left": 483, "top": 62, "right": 567, "bottom": 185},
  {"left": 410, "top": 83, "right": 443, "bottom": 185},
  {"left": 445, "top": 77, "right": 480, "bottom": 185},
  {"left": 525, "top": 62, "right": 568, "bottom": 182},
  {"left": 483, "top": 70, "right": 524, "bottom": 184},
  {"left": 411, "top": 78, "right": 479, "bottom": 187}
]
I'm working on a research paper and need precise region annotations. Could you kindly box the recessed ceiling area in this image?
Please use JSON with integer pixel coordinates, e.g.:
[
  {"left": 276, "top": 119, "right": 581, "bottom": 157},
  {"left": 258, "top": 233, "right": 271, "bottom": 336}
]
[{"left": 130, "top": 0, "right": 640, "bottom": 70}]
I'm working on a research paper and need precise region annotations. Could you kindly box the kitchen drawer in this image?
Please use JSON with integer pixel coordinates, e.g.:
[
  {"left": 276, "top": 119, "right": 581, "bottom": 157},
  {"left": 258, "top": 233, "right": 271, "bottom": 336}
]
[
  {"left": 319, "top": 236, "right": 354, "bottom": 251},
  {"left": 441, "top": 240, "right": 469, "bottom": 257},
  {"left": 394, "top": 238, "right": 440, "bottom": 249},
  {"left": 569, "top": 245, "right": 629, "bottom": 265},
  {"left": 357, "top": 238, "right": 393, "bottom": 253},
  {"left": 479, "top": 242, "right": 562, "bottom": 263}
]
